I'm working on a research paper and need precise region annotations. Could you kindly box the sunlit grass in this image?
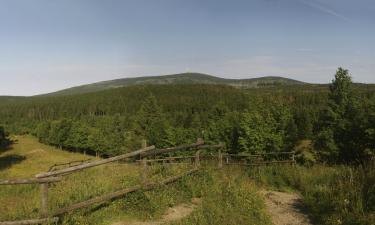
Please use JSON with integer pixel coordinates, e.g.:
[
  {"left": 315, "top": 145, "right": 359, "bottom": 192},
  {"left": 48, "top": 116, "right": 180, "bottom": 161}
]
[
  {"left": 0, "top": 136, "right": 271, "bottom": 225},
  {"left": 247, "top": 164, "right": 375, "bottom": 225},
  {"left": 0, "top": 135, "right": 92, "bottom": 178}
]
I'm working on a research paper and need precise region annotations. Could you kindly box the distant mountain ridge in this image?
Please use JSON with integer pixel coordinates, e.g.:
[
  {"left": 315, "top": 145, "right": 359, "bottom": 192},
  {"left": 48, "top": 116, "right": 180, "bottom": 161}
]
[{"left": 44, "top": 73, "right": 306, "bottom": 96}]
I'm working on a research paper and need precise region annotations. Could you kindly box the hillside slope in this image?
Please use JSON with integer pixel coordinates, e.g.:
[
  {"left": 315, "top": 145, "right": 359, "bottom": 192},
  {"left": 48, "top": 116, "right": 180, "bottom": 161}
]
[{"left": 44, "top": 73, "right": 306, "bottom": 96}]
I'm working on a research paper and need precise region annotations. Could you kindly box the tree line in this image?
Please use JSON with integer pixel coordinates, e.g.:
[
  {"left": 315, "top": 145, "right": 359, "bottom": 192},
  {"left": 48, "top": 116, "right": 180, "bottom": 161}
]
[{"left": 0, "top": 68, "right": 374, "bottom": 164}]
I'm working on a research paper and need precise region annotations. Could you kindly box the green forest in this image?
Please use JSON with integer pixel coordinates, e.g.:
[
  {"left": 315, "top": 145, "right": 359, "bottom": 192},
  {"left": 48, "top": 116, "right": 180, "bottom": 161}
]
[
  {"left": 0, "top": 68, "right": 374, "bottom": 165},
  {"left": 1, "top": 68, "right": 375, "bottom": 225}
]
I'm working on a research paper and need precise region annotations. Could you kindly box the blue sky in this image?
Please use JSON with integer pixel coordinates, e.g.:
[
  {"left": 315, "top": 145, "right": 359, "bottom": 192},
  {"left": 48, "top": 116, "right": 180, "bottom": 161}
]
[{"left": 0, "top": 0, "right": 374, "bottom": 96}]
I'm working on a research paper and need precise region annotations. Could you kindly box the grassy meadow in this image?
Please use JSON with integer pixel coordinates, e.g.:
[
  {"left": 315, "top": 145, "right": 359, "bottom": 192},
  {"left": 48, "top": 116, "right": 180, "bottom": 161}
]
[
  {"left": 0, "top": 135, "right": 92, "bottom": 178},
  {"left": 0, "top": 136, "right": 272, "bottom": 225}
]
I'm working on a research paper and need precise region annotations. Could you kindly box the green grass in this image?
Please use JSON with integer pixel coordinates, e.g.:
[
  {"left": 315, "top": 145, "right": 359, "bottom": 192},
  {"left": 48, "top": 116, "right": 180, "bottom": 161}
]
[
  {"left": 170, "top": 167, "right": 271, "bottom": 225},
  {"left": 247, "top": 164, "right": 375, "bottom": 225},
  {"left": 0, "top": 135, "right": 92, "bottom": 178},
  {"left": 0, "top": 136, "right": 271, "bottom": 225}
]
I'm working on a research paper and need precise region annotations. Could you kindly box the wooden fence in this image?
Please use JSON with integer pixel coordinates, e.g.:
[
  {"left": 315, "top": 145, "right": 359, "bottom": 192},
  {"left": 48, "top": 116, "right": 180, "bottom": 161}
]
[
  {"left": 0, "top": 139, "right": 222, "bottom": 225},
  {"left": 0, "top": 139, "right": 295, "bottom": 225}
]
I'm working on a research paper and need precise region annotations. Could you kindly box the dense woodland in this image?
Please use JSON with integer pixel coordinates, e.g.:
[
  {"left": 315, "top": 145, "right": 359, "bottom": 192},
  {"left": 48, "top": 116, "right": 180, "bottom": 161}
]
[
  {"left": 1, "top": 69, "right": 375, "bottom": 225},
  {"left": 0, "top": 68, "right": 374, "bottom": 165}
]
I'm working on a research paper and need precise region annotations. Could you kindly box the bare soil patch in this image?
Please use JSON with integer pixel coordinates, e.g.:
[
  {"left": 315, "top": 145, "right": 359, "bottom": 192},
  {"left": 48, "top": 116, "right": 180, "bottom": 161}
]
[
  {"left": 113, "top": 198, "right": 201, "bottom": 225},
  {"left": 261, "top": 190, "right": 312, "bottom": 225}
]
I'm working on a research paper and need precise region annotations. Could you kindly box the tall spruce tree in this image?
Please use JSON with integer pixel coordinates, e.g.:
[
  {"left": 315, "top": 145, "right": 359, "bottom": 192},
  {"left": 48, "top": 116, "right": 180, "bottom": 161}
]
[
  {"left": 136, "top": 95, "right": 173, "bottom": 148},
  {"left": 314, "top": 68, "right": 370, "bottom": 164}
]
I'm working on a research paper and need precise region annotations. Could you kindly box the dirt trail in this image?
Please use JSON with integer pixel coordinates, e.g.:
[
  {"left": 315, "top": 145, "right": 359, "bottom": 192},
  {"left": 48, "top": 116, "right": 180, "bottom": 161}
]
[
  {"left": 262, "top": 191, "right": 313, "bottom": 225},
  {"left": 113, "top": 198, "right": 201, "bottom": 225}
]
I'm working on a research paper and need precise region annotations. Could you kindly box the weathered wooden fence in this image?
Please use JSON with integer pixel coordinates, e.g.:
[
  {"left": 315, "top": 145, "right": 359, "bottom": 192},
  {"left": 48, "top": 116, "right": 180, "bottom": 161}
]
[
  {"left": 0, "top": 139, "right": 223, "bottom": 225},
  {"left": 0, "top": 138, "right": 295, "bottom": 225},
  {"left": 220, "top": 152, "right": 296, "bottom": 166}
]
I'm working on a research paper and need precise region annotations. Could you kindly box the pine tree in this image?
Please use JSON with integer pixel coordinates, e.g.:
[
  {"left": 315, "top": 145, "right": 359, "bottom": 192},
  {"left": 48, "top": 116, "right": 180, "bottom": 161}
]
[
  {"left": 136, "top": 95, "right": 173, "bottom": 148},
  {"left": 314, "top": 68, "right": 370, "bottom": 164}
]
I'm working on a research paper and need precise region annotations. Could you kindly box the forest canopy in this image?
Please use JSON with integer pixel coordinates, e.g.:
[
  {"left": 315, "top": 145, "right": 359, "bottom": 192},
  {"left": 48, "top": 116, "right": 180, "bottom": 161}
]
[{"left": 0, "top": 69, "right": 374, "bottom": 164}]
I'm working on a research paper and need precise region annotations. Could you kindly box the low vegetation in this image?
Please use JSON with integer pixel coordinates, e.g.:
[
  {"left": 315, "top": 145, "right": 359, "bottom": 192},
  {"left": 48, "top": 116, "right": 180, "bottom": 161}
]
[
  {"left": 0, "top": 136, "right": 271, "bottom": 225},
  {"left": 248, "top": 164, "right": 375, "bottom": 225}
]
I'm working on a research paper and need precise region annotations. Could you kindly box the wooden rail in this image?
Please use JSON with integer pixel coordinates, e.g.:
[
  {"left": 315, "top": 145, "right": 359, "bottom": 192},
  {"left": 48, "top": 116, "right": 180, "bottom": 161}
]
[
  {"left": 0, "top": 217, "right": 59, "bottom": 225},
  {"left": 35, "top": 145, "right": 155, "bottom": 178},
  {"left": 1, "top": 139, "right": 213, "bottom": 224},
  {"left": 48, "top": 159, "right": 93, "bottom": 172},
  {"left": 1, "top": 141, "right": 296, "bottom": 224},
  {"left": 138, "top": 156, "right": 196, "bottom": 163},
  {"left": 225, "top": 160, "right": 295, "bottom": 166},
  {"left": 51, "top": 168, "right": 198, "bottom": 216},
  {"left": 221, "top": 152, "right": 296, "bottom": 166},
  {"left": 140, "top": 140, "right": 204, "bottom": 158},
  {"left": 0, "top": 177, "right": 61, "bottom": 185}
]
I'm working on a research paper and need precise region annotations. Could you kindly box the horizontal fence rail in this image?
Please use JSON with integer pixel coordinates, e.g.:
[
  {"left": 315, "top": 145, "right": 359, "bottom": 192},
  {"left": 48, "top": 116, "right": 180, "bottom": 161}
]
[
  {"left": 0, "top": 177, "right": 62, "bottom": 185},
  {"left": 140, "top": 140, "right": 204, "bottom": 158},
  {"left": 51, "top": 168, "right": 198, "bottom": 216},
  {"left": 0, "top": 217, "right": 59, "bottom": 225},
  {"left": 48, "top": 159, "right": 93, "bottom": 172},
  {"left": 1, "top": 139, "right": 215, "bottom": 225},
  {"left": 221, "top": 152, "right": 296, "bottom": 166},
  {"left": 1, "top": 139, "right": 296, "bottom": 225},
  {"left": 35, "top": 145, "right": 156, "bottom": 178}
]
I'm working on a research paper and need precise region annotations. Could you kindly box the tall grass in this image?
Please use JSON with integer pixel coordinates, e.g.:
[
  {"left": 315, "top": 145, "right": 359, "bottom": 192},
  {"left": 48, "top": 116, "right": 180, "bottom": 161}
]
[
  {"left": 171, "top": 167, "right": 271, "bottom": 225},
  {"left": 57, "top": 166, "right": 272, "bottom": 225},
  {"left": 5, "top": 166, "right": 269, "bottom": 225},
  {"left": 247, "top": 163, "right": 375, "bottom": 225}
]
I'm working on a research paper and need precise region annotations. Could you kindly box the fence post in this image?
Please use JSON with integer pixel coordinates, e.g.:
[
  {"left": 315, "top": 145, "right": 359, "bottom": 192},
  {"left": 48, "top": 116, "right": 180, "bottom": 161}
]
[
  {"left": 40, "top": 183, "right": 49, "bottom": 218},
  {"left": 218, "top": 148, "right": 223, "bottom": 168},
  {"left": 195, "top": 150, "right": 201, "bottom": 168},
  {"left": 292, "top": 152, "right": 296, "bottom": 166},
  {"left": 141, "top": 140, "right": 148, "bottom": 185}
]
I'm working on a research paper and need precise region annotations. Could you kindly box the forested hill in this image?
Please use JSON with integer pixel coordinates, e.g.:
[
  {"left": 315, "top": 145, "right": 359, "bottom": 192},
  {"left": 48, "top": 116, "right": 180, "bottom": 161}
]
[{"left": 43, "top": 73, "right": 306, "bottom": 96}]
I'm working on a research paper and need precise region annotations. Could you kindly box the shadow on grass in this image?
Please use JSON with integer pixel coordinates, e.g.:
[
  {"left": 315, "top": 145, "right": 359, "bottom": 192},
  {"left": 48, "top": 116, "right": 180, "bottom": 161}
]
[
  {"left": 0, "top": 139, "right": 16, "bottom": 154},
  {"left": 291, "top": 198, "right": 316, "bottom": 225},
  {"left": 0, "top": 154, "right": 26, "bottom": 170}
]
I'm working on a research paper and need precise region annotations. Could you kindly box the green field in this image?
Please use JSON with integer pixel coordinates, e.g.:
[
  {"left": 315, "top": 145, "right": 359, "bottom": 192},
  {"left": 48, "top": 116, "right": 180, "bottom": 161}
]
[
  {"left": 0, "top": 136, "right": 271, "bottom": 225},
  {"left": 0, "top": 135, "right": 92, "bottom": 178}
]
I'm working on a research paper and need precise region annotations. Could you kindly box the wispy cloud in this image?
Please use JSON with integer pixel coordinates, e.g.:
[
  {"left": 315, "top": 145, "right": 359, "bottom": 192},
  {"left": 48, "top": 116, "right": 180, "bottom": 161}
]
[
  {"left": 298, "top": 0, "right": 351, "bottom": 22},
  {"left": 296, "top": 48, "right": 314, "bottom": 52}
]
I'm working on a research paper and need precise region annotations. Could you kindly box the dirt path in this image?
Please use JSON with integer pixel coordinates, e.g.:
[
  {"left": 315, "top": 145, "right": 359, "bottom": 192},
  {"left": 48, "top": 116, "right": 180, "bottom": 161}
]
[
  {"left": 262, "top": 191, "right": 313, "bottom": 225},
  {"left": 113, "top": 198, "right": 201, "bottom": 225}
]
